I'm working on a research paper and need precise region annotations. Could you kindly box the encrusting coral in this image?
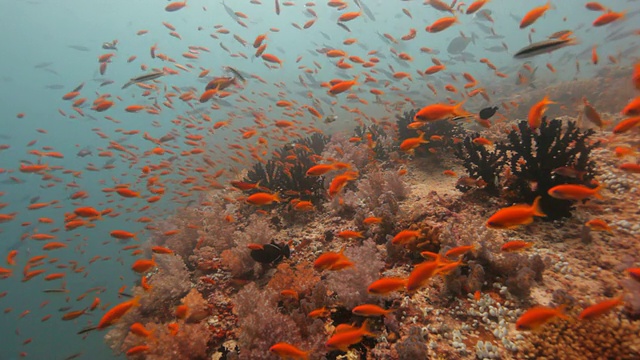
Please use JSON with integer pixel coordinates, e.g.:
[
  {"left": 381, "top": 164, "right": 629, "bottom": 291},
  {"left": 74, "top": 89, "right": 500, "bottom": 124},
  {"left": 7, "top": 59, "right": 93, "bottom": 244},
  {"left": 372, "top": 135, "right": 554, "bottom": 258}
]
[{"left": 517, "top": 314, "right": 640, "bottom": 359}]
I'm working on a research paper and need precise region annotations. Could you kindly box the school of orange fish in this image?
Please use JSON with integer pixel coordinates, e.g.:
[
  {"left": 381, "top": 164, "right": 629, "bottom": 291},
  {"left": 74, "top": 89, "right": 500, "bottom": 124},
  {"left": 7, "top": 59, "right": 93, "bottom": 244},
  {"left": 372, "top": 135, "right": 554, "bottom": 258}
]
[{"left": 1, "top": 0, "right": 640, "bottom": 358}]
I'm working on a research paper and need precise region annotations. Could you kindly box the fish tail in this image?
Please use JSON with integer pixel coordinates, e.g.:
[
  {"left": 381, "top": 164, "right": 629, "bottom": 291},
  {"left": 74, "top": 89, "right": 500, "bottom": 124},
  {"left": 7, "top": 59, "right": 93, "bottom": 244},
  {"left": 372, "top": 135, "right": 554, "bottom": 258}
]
[
  {"left": 360, "top": 320, "right": 374, "bottom": 337},
  {"left": 555, "top": 304, "right": 571, "bottom": 320},
  {"left": 593, "top": 183, "right": 604, "bottom": 199},
  {"left": 531, "top": 196, "right": 546, "bottom": 217},
  {"left": 453, "top": 100, "right": 470, "bottom": 117}
]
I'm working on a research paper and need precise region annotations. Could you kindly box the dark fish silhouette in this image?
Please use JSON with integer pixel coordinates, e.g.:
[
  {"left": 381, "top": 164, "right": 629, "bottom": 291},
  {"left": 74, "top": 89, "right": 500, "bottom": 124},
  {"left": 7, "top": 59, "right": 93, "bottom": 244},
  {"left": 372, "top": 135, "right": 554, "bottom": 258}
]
[
  {"left": 514, "top": 38, "right": 578, "bottom": 59},
  {"left": 250, "top": 241, "right": 290, "bottom": 264},
  {"left": 479, "top": 106, "right": 498, "bottom": 120}
]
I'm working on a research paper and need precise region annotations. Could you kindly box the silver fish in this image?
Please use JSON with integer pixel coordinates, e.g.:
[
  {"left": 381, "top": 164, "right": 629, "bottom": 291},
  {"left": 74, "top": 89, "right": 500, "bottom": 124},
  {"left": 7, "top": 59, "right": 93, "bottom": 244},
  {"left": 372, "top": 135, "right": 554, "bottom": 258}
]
[
  {"left": 122, "top": 70, "right": 164, "bottom": 89},
  {"left": 513, "top": 38, "right": 578, "bottom": 59},
  {"left": 324, "top": 115, "right": 338, "bottom": 124}
]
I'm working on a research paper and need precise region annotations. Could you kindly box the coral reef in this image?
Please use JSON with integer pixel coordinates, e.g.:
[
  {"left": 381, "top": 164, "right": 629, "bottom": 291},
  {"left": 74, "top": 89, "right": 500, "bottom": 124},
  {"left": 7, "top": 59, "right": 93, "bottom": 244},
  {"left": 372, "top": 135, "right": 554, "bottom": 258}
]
[
  {"left": 326, "top": 239, "right": 386, "bottom": 308},
  {"left": 353, "top": 123, "right": 396, "bottom": 162},
  {"left": 232, "top": 283, "right": 325, "bottom": 359},
  {"left": 220, "top": 215, "right": 277, "bottom": 277},
  {"left": 440, "top": 221, "right": 546, "bottom": 298},
  {"left": 394, "top": 326, "right": 430, "bottom": 359},
  {"left": 321, "top": 133, "right": 371, "bottom": 171}
]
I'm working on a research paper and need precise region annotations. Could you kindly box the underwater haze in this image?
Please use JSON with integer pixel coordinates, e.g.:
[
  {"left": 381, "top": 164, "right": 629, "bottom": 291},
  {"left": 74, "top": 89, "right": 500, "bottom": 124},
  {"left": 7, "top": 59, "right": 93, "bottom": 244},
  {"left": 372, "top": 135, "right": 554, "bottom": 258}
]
[{"left": 1, "top": 0, "right": 639, "bottom": 359}]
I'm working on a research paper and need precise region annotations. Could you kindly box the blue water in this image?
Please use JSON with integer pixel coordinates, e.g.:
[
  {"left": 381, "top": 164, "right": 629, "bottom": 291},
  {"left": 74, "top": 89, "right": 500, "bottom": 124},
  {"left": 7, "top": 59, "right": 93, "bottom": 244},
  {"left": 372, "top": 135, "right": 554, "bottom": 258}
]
[{"left": 0, "top": 0, "right": 638, "bottom": 358}]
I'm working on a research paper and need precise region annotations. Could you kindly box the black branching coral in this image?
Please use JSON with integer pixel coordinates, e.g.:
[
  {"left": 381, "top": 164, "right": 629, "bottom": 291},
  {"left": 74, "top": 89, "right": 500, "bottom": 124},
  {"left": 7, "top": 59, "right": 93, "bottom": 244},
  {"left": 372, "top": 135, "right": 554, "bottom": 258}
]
[
  {"left": 498, "top": 118, "right": 599, "bottom": 220},
  {"left": 454, "top": 133, "right": 506, "bottom": 194},
  {"left": 454, "top": 118, "right": 599, "bottom": 220},
  {"left": 244, "top": 133, "right": 330, "bottom": 204}
]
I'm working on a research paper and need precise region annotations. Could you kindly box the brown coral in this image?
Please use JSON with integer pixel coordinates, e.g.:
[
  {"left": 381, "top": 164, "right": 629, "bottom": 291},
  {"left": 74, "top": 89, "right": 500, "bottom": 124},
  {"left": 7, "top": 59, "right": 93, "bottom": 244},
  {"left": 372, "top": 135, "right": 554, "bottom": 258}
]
[{"left": 517, "top": 314, "right": 640, "bottom": 359}]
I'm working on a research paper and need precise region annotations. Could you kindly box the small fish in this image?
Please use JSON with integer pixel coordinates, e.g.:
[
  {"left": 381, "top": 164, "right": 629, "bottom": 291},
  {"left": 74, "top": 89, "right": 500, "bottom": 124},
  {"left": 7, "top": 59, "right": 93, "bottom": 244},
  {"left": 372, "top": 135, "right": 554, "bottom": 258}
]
[
  {"left": 501, "top": 240, "right": 534, "bottom": 252},
  {"left": 547, "top": 184, "right": 602, "bottom": 201},
  {"left": 224, "top": 66, "right": 246, "bottom": 82},
  {"left": 516, "top": 305, "right": 569, "bottom": 331},
  {"left": 486, "top": 196, "right": 546, "bottom": 229},
  {"left": 479, "top": 106, "right": 498, "bottom": 120},
  {"left": 325, "top": 322, "right": 373, "bottom": 352},
  {"left": 122, "top": 70, "right": 165, "bottom": 89},
  {"left": 578, "top": 296, "right": 624, "bottom": 320},
  {"left": 352, "top": 304, "right": 392, "bottom": 317},
  {"left": 367, "top": 277, "right": 406, "bottom": 295},
  {"left": 246, "top": 192, "right": 281, "bottom": 205},
  {"left": 269, "top": 342, "right": 309, "bottom": 359},
  {"left": 324, "top": 114, "right": 338, "bottom": 123},
  {"left": 102, "top": 40, "right": 118, "bottom": 50}
]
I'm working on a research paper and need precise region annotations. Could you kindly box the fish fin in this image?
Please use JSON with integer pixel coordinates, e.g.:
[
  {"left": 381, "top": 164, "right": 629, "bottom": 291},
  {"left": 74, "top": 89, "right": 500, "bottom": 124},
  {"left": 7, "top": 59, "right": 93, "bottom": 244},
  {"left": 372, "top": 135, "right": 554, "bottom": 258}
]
[{"left": 531, "top": 196, "right": 546, "bottom": 217}]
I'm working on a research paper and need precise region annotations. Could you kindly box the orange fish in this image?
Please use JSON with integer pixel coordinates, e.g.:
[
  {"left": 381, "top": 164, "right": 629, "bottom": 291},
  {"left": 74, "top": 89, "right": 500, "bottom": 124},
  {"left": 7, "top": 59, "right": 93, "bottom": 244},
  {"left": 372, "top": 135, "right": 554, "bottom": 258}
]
[
  {"left": 338, "top": 11, "right": 361, "bottom": 22},
  {"left": 547, "top": 184, "right": 602, "bottom": 201},
  {"left": 621, "top": 96, "right": 640, "bottom": 116},
  {"left": 612, "top": 116, "right": 640, "bottom": 134},
  {"left": 585, "top": 219, "right": 613, "bottom": 232},
  {"left": 269, "top": 342, "right": 309, "bottom": 359},
  {"left": 619, "top": 163, "right": 640, "bottom": 173},
  {"left": 328, "top": 171, "right": 358, "bottom": 198},
  {"left": 308, "top": 306, "right": 331, "bottom": 318},
  {"left": 627, "top": 268, "right": 640, "bottom": 282},
  {"left": 399, "top": 132, "right": 429, "bottom": 153},
  {"left": 367, "top": 278, "right": 406, "bottom": 295},
  {"left": 165, "top": 1, "right": 187, "bottom": 12},
  {"left": 406, "top": 260, "right": 440, "bottom": 292},
  {"left": 391, "top": 229, "right": 422, "bottom": 245},
  {"left": 516, "top": 305, "right": 569, "bottom": 330},
  {"left": 362, "top": 217, "right": 383, "bottom": 225},
  {"left": 528, "top": 95, "right": 555, "bottom": 129},
  {"left": 426, "top": 16, "right": 458, "bottom": 33},
  {"left": 96, "top": 297, "right": 140, "bottom": 329},
  {"left": 246, "top": 192, "right": 281, "bottom": 206},
  {"left": 592, "top": 11, "right": 625, "bottom": 26},
  {"left": 131, "top": 257, "right": 156, "bottom": 273},
  {"left": 336, "top": 230, "right": 364, "bottom": 239},
  {"left": 414, "top": 102, "right": 467, "bottom": 122},
  {"left": 151, "top": 246, "right": 174, "bottom": 254},
  {"left": 578, "top": 296, "right": 624, "bottom": 320},
  {"left": 129, "top": 323, "right": 153, "bottom": 337},
  {"left": 501, "top": 240, "right": 534, "bottom": 252},
  {"left": 466, "top": 0, "right": 489, "bottom": 14},
  {"left": 306, "top": 164, "right": 336, "bottom": 176},
  {"left": 328, "top": 77, "right": 358, "bottom": 95},
  {"left": 486, "top": 196, "right": 546, "bottom": 229},
  {"left": 110, "top": 230, "right": 137, "bottom": 240},
  {"left": 633, "top": 63, "right": 640, "bottom": 90},
  {"left": 520, "top": 1, "right": 553, "bottom": 28},
  {"left": 325, "top": 322, "right": 373, "bottom": 352},
  {"left": 351, "top": 304, "right": 392, "bottom": 317},
  {"left": 126, "top": 345, "right": 150, "bottom": 356},
  {"left": 74, "top": 206, "right": 102, "bottom": 218},
  {"left": 444, "top": 245, "right": 475, "bottom": 258}
]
